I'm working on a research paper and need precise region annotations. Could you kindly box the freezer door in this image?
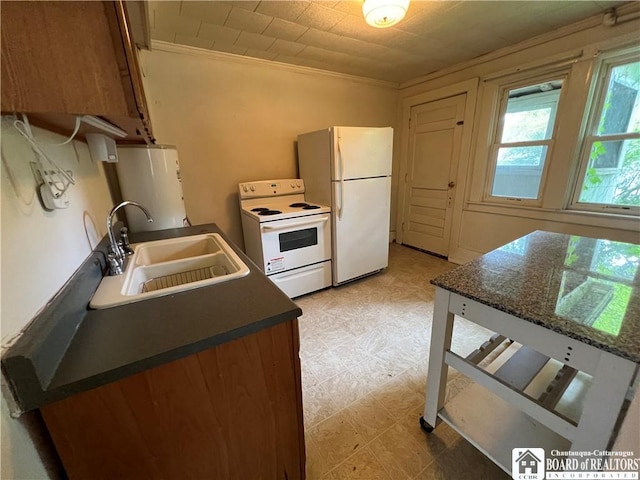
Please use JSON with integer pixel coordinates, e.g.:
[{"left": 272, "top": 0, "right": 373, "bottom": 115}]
[
  {"left": 332, "top": 127, "right": 393, "bottom": 180},
  {"left": 332, "top": 176, "right": 391, "bottom": 285}
]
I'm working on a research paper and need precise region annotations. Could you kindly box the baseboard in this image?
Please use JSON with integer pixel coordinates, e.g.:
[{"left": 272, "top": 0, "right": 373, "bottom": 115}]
[{"left": 448, "top": 247, "right": 482, "bottom": 265}]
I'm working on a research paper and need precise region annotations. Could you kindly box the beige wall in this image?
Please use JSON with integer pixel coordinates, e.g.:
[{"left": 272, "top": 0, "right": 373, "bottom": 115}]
[
  {"left": 1, "top": 121, "right": 114, "bottom": 478},
  {"left": 397, "top": 7, "right": 640, "bottom": 264},
  {"left": 139, "top": 43, "right": 399, "bottom": 247}
]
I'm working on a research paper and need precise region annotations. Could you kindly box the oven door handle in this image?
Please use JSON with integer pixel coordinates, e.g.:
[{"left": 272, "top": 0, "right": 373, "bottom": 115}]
[{"left": 261, "top": 217, "right": 328, "bottom": 231}]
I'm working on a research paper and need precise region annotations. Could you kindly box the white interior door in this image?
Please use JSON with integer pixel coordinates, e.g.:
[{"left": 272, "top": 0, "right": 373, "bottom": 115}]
[
  {"left": 401, "top": 94, "right": 466, "bottom": 257},
  {"left": 333, "top": 127, "right": 393, "bottom": 180},
  {"left": 332, "top": 176, "right": 391, "bottom": 285}
]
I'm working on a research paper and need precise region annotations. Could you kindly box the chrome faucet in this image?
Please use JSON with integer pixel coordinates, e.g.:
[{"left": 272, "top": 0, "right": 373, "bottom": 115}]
[{"left": 107, "top": 201, "right": 153, "bottom": 275}]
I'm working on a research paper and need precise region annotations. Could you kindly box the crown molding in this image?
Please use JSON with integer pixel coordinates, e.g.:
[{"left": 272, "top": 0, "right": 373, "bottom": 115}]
[{"left": 150, "top": 40, "right": 399, "bottom": 90}]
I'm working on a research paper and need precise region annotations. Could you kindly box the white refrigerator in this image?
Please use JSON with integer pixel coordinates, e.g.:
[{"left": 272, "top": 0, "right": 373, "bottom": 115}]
[{"left": 297, "top": 126, "right": 393, "bottom": 286}]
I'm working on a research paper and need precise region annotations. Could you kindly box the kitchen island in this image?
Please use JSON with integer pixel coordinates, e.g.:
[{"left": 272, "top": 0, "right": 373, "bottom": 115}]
[
  {"left": 421, "top": 231, "right": 639, "bottom": 475},
  {"left": 2, "top": 224, "right": 305, "bottom": 479}
]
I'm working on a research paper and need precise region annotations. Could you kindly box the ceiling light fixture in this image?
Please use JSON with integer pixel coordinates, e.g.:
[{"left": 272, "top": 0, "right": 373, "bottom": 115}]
[{"left": 362, "top": 0, "right": 410, "bottom": 28}]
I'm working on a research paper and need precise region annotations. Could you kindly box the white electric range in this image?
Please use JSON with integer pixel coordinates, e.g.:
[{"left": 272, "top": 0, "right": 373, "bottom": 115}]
[{"left": 239, "top": 179, "right": 332, "bottom": 298}]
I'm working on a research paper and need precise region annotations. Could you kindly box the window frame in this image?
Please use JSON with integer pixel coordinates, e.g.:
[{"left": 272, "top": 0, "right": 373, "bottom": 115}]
[
  {"left": 569, "top": 48, "right": 640, "bottom": 216},
  {"left": 483, "top": 73, "right": 568, "bottom": 206}
]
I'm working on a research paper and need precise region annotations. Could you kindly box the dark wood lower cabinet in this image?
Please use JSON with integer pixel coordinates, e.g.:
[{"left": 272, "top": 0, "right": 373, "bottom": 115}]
[{"left": 40, "top": 320, "right": 305, "bottom": 479}]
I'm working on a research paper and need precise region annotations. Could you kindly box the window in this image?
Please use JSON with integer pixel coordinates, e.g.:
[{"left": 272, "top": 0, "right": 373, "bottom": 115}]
[
  {"left": 573, "top": 54, "right": 640, "bottom": 212},
  {"left": 487, "top": 80, "right": 563, "bottom": 200},
  {"left": 472, "top": 46, "right": 638, "bottom": 225}
]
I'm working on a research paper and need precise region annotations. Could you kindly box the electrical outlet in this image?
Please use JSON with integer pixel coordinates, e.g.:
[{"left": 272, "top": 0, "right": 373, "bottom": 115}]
[
  {"left": 36, "top": 168, "right": 72, "bottom": 209},
  {"left": 39, "top": 184, "right": 69, "bottom": 210}
]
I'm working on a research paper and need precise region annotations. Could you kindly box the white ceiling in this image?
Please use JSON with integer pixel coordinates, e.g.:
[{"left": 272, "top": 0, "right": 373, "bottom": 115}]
[{"left": 148, "top": 1, "right": 630, "bottom": 83}]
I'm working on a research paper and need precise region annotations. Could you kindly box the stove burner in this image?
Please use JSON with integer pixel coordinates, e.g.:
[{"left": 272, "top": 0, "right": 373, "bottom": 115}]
[
  {"left": 290, "top": 202, "right": 309, "bottom": 208},
  {"left": 251, "top": 207, "right": 269, "bottom": 212},
  {"left": 258, "top": 210, "right": 282, "bottom": 216},
  {"left": 302, "top": 205, "right": 320, "bottom": 210}
]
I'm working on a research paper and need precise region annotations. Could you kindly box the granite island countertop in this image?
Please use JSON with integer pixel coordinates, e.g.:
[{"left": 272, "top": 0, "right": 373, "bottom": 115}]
[
  {"left": 431, "top": 230, "right": 640, "bottom": 363},
  {"left": 2, "top": 224, "right": 302, "bottom": 412}
]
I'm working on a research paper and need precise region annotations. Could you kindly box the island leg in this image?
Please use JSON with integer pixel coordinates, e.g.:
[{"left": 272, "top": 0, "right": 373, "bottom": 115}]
[
  {"left": 570, "top": 351, "right": 637, "bottom": 453},
  {"left": 422, "top": 287, "right": 454, "bottom": 432}
]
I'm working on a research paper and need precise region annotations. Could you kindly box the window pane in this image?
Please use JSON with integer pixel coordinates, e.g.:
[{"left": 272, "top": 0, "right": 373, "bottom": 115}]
[
  {"left": 501, "top": 82, "right": 562, "bottom": 143},
  {"left": 492, "top": 146, "right": 547, "bottom": 198},
  {"left": 502, "top": 106, "right": 552, "bottom": 142},
  {"left": 579, "top": 139, "right": 640, "bottom": 206},
  {"left": 597, "top": 61, "right": 640, "bottom": 135},
  {"left": 496, "top": 145, "right": 546, "bottom": 166}
]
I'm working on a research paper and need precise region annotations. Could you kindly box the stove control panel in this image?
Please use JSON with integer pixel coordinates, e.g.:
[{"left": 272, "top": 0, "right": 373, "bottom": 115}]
[{"left": 239, "top": 179, "right": 305, "bottom": 198}]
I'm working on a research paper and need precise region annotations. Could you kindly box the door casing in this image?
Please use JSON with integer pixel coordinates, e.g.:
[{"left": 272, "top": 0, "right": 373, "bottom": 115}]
[{"left": 397, "top": 78, "right": 479, "bottom": 261}]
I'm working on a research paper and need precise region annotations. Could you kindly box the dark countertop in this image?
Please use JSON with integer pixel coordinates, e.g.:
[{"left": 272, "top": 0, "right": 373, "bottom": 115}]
[
  {"left": 2, "top": 224, "right": 302, "bottom": 412},
  {"left": 431, "top": 230, "right": 640, "bottom": 364}
]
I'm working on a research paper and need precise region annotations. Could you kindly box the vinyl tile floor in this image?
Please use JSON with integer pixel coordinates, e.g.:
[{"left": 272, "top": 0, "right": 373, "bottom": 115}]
[{"left": 296, "top": 243, "right": 510, "bottom": 480}]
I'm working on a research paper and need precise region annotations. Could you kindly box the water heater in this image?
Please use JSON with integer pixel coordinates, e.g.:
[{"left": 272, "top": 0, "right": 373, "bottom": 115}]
[{"left": 115, "top": 145, "right": 187, "bottom": 232}]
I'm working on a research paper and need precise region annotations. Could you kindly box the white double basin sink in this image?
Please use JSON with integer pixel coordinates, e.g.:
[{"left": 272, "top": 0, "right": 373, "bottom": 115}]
[{"left": 90, "top": 233, "right": 250, "bottom": 309}]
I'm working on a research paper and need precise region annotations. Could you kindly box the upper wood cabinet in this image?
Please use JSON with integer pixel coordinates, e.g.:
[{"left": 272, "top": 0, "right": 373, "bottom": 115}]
[{"left": 1, "top": 1, "right": 153, "bottom": 143}]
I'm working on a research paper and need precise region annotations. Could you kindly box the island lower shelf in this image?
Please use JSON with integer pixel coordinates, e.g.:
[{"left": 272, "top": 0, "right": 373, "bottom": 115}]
[
  {"left": 435, "top": 336, "right": 581, "bottom": 475},
  {"left": 440, "top": 382, "right": 571, "bottom": 474}
]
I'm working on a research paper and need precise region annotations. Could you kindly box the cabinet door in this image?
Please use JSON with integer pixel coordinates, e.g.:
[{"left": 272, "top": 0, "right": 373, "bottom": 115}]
[
  {"left": 107, "top": 0, "right": 154, "bottom": 140},
  {"left": 1, "top": 1, "right": 130, "bottom": 116}
]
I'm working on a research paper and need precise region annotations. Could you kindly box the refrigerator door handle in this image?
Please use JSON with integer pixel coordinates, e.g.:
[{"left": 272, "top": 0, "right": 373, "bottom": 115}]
[{"left": 337, "top": 136, "right": 344, "bottom": 219}]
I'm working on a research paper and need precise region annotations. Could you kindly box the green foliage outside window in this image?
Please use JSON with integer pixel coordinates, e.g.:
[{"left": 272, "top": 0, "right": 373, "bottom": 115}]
[{"left": 578, "top": 60, "right": 640, "bottom": 207}]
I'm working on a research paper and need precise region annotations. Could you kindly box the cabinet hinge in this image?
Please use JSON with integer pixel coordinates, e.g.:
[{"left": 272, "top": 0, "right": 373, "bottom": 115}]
[{"left": 408, "top": 117, "right": 411, "bottom": 129}]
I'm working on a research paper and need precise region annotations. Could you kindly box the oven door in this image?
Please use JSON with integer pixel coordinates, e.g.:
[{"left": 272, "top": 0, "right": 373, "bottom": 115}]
[{"left": 259, "top": 213, "right": 331, "bottom": 274}]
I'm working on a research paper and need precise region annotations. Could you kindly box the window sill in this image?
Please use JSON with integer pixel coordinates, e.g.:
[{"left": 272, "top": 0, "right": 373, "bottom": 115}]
[{"left": 464, "top": 201, "right": 639, "bottom": 232}]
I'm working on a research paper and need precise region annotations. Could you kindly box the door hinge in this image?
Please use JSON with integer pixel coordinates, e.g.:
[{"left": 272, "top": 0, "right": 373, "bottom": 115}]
[
  {"left": 408, "top": 117, "right": 411, "bottom": 129},
  {"left": 402, "top": 222, "right": 405, "bottom": 231}
]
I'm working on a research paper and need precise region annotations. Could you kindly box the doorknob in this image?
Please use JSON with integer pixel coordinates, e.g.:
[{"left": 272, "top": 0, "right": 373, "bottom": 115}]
[{"left": 448, "top": 181, "right": 456, "bottom": 188}]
